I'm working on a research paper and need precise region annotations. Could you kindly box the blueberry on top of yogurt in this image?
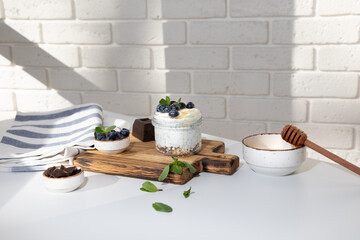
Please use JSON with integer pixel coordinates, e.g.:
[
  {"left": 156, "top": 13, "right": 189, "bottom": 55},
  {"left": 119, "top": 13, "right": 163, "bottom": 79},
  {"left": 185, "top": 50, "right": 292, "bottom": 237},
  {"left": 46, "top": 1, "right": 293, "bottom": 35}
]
[{"left": 156, "top": 96, "right": 196, "bottom": 118}]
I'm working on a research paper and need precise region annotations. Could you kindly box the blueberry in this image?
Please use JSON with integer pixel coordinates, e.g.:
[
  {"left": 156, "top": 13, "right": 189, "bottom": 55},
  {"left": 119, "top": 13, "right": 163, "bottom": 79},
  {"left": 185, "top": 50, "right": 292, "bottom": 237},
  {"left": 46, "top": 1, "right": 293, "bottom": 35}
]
[
  {"left": 163, "top": 106, "right": 170, "bottom": 113},
  {"left": 170, "top": 103, "right": 180, "bottom": 110},
  {"left": 115, "top": 132, "right": 125, "bottom": 140},
  {"left": 186, "top": 102, "right": 195, "bottom": 109},
  {"left": 120, "top": 128, "right": 130, "bottom": 137},
  {"left": 156, "top": 104, "right": 164, "bottom": 112},
  {"left": 170, "top": 100, "right": 176, "bottom": 105},
  {"left": 95, "top": 132, "right": 106, "bottom": 140},
  {"left": 169, "top": 110, "right": 179, "bottom": 118},
  {"left": 179, "top": 102, "right": 186, "bottom": 109},
  {"left": 108, "top": 130, "right": 117, "bottom": 140}
]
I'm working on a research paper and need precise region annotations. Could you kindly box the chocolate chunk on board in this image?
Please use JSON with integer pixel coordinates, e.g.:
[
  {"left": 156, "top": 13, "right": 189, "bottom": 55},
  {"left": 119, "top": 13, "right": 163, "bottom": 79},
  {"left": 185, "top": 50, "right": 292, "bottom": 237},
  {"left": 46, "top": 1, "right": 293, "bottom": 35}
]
[{"left": 132, "top": 118, "right": 154, "bottom": 142}]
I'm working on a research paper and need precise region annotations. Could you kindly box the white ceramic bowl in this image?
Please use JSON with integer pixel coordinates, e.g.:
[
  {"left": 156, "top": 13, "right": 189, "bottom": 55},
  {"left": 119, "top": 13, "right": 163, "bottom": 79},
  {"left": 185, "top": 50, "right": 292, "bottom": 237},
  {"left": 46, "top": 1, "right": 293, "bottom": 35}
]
[
  {"left": 242, "top": 133, "right": 305, "bottom": 176},
  {"left": 94, "top": 136, "right": 130, "bottom": 154},
  {"left": 43, "top": 165, "right": 84, "bottom": 193}
]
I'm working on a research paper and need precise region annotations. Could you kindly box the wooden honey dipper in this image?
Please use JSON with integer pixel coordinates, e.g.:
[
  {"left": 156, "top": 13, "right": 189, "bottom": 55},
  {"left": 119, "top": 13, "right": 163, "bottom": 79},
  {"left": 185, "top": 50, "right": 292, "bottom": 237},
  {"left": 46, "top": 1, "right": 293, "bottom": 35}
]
[{"left": 281, "top": 124, "right": 360, "bottom": 175}]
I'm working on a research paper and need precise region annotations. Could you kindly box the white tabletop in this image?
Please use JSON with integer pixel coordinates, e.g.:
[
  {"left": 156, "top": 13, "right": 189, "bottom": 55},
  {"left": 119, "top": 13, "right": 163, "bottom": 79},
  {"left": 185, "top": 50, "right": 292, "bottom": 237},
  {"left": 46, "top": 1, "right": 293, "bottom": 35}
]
[{"left": 0, "top": 112, "right": 359, "bottom": 240}]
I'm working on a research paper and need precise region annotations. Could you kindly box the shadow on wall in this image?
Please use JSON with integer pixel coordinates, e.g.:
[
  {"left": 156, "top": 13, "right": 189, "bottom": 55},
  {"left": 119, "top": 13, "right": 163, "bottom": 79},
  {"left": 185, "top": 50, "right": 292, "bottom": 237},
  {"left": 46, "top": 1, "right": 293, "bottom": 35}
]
[
  {"left": 0, "top": 20, "right": 104, "bottom": 109},
  {"left": 0, "top": 0, "right": 304, "bottom": 142}
]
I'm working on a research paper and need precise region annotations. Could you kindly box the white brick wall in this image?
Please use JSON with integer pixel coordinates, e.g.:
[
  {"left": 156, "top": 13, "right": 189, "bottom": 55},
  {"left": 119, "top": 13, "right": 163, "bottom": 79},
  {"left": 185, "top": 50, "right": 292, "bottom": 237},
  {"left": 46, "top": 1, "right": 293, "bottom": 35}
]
[
  {"left": 230, "top": 0, "right": 313, "bottom": 17},
  {"left": 0, "top": 46, "right": 11, "bottom": 65},
  {"left": 319, "top": 47, "right": 360, "bottom": 71},
  {"left": 194, "top": 72, "right": 269, "bottom": 95},
  {"left": 190, "top": 21, "right": 268, "bottom": 44},
  {"left": 13, "top": 45, "right": 79, "bottom": 67},
  {"left": 119, "top": 71, "right": 190, "bottom": 93},
  {"left": 114, "top": 22, "right": 186, "bottom": 45},
  {"left": 3, "top": 0, "right": 73, "bottom": 19},
  {"left": 154, "top": 47, "right": 228, "bottom": 69},
  {"left": 75, "top": 0, "right": 146, "bottom": 20},
  {"left": 319, "top": 0, "right": 360, "bottom": 16},
  {"left": 42, "top": 23, "right": 111, "bottom": 44},
  {"left": 0, "top": 0, "right": 359, "bottom": 162},
  {"left": 0, "top": 21, "right": 41, "bottom": 43},
  {"left": 233, "top": 47, "right": 314, "bottom": 70},
  {"left": 148, "top": 0, "right": 226, "bottom": 19}
]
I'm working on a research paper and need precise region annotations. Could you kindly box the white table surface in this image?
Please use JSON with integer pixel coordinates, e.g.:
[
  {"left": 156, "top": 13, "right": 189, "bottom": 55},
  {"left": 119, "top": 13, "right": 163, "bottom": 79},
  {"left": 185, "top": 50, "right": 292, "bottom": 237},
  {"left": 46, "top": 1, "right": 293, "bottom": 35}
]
[{"left": 0, "top": 111, "right": 359, "bottom": 240}]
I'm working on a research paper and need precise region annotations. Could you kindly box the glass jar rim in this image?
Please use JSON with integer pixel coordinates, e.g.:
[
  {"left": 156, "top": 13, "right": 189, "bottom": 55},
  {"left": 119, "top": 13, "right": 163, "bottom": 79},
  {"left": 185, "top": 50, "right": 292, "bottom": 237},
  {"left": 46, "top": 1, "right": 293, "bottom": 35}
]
[{"left": 152, "top": 115, "right": 202, "bottom": 128}]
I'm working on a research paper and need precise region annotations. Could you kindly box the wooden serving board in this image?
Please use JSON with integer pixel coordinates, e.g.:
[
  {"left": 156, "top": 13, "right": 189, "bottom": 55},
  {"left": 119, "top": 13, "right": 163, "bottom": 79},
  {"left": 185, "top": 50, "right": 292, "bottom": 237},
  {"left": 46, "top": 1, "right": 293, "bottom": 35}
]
[{"left": 73, "top": 135, "right": 239, "bottom": 185}]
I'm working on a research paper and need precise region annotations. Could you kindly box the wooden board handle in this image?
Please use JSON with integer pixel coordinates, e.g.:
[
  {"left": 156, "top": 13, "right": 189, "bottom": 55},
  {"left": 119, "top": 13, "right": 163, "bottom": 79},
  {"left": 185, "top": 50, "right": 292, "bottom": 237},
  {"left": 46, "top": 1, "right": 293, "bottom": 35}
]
[{"left": 305, "top": 139, "right": 360, "bottom": 175}]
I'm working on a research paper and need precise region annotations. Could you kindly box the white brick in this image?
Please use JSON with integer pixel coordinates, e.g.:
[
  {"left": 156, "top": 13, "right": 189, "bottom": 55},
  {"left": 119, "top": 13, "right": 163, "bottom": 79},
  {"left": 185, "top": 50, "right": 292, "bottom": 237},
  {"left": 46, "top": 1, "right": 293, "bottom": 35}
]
[
  {"left": 273, "top": 72, "right": 358, "bottom": 98},
  {"left": 319, "top": 0, "right": 360, "bottom": 16},
  {"left": 307, "top": 149, "right": 360, "bottom": 166},
  {"left": 12, "top": 45, "right": 79, "bottom": 67},
  {"left": 3, "top": 0, "right": 72, "bottom": 19},
  {"left": 202, "top": 120, "right": 266, "bottom": 142},
  {"left": 273, "top": 19, "right": 360, "bottom": 44},
  {"left": 49, "top": 69, "right": 117, "bottom": 91},
  {"left": 82, "top": 93, "right": 150, "bottom": 116},
  {"left": 16, "top": 91, "right": 81, "bottom": 112},
  {"left": 75, "top": 0, "right": 146, "bottom": 19},
  {"left": 269, "top": 123, "right": 354, "bottom": 149},
  {"left": 82, "top": 47, "right": 150, "bottom": 69},
  {"left": 148, "top": 0, "right": 226, "bottom": 19},
  {"left": 154, "top": 47, "right": 228, "bottom": 70},
  {"left": 190, "top": 21, "right": 267, "bottom": 45},
  {"left": 0, "top": 91, "right": 15, "bottom": 110},
  {"left": 0, "top": 21, "right": 41, "bottom": 43},
  {"left": 0, "top": 2, "right": 3, "bottom": 19},
  {"left": 230, "top": 0, "right": 313, "bottom": 17},
  {"left": 311, "top": 100, "right": 360, "bottom": 124},
  {"left": 42, "top": 23, "right": 111, "bottom": 44},
  {"left": 194, "top": 72, "right": 269, "bottom": 95},
  {"left": 114, "top": 22, "right": 186, "bottom": 45},
  {"left": 0, "top": 46, "right": 11, "bottom": 65},
  {"left": 151, "top": 94, "right": 226, "bottom": 119},
  {"left": 119, "top": 71, "right": 190, "bottom": 93},
  {"left": 319, "top": 47, "right": 360, "bottom": 71},
  {"left": 230, "top": 98, "right": 307, "bottom": 122},
  {"left": 0, "top": 67, "right": 48, "bottom": 89},
  {"left": 233, "top": 47, "right": 313, "bottom": 70}
]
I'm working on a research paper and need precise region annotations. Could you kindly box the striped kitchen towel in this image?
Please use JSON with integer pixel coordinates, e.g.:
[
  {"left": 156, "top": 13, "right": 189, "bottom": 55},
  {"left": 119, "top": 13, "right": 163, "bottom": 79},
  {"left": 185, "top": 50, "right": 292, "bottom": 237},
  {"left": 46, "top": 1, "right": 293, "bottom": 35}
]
[{"left": 0, "top": 103, "right": 103, "bottom": 172}]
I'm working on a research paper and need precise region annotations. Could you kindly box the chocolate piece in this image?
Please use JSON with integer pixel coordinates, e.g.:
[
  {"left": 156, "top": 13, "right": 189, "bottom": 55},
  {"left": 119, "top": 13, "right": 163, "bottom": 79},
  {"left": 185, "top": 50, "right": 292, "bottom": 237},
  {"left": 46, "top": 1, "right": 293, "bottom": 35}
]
[
  {"left": 132, "top": 118, "right": 154, "bottom": 142},
  {"left": 44, "top": 165, "right": 81, "bottom": 178}
]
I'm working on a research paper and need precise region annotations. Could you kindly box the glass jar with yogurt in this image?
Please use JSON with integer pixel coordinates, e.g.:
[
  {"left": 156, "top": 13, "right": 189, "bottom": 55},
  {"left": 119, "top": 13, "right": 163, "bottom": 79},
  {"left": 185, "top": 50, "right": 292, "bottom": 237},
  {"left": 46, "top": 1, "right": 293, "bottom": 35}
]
[{"left": 152, "top": 108, "right": 202, "bottom": 156}]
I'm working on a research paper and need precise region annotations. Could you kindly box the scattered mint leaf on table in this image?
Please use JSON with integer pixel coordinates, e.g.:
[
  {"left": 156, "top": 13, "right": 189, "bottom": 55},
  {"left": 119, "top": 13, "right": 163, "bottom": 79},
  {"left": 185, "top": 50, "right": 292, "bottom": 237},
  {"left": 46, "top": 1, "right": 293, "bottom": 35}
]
[
  {"left": 140, "top": 181, "right": 161, "bottom": 192},
  {"left": 183, "top": 187, "right": 192, "bottom": 198},
  {"left": 152, "top": 202, "right": 173, "bottom": 212},
  {"left": 158, "top": 156, "right": 197, "bottom": 181}
]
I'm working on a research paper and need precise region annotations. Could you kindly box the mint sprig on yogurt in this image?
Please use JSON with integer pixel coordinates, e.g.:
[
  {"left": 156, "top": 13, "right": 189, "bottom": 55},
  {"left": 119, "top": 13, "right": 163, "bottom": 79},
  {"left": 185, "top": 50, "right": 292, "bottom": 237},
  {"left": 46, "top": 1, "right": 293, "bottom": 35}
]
[{"left": 156, "top": 96, "right": 195, "bottom": 118}]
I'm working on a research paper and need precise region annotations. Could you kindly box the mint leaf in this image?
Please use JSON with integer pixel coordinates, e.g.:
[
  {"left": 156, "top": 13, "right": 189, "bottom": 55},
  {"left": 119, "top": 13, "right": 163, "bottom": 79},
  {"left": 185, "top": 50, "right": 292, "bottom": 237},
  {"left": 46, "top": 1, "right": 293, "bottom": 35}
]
[
  {"left": 152, "top": 202, "right": 173, "bottom": 212},
  {"left": 165, "top": 96, "right": 171, "bottom": 105},
  {"left": 177, "top": 98, "right": 181, "bottom": 104},
  {"left": 158, "top": 164, "right": 170, "bottom": 181},
  {"left": 105, "top": 125, "right": 116, "bottom": 133},
  {"left": 95, "top": 126, "right": 105, "bottom": 134},
  {"left": 171, "top": 164, "right": 183, "bottom": 174},
  {"left": 183, "top": 187, "right": 192, "bottom": 198},
  {"left": 159, "top": 98, "right": 168, "bottom": 106},
  {"left": 182, "top": 161, "right": 196, "bottom": 173},
  {"left": 140, "top": 181, "right": 160, "bottom": 192}
]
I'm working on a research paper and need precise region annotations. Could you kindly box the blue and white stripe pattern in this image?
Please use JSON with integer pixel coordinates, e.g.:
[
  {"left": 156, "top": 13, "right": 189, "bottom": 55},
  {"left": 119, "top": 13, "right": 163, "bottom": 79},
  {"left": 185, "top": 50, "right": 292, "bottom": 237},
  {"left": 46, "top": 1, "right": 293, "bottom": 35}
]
[{"left": 0, "top": 104, "right": 103, "bottom": 172}]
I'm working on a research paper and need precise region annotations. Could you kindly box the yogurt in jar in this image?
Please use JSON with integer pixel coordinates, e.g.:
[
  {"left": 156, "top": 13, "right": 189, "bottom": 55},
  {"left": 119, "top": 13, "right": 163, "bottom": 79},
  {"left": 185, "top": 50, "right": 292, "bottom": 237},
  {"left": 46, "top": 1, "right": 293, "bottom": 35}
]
[{"left": 152, "top": 108, "right": 202, "bottom": 156}]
